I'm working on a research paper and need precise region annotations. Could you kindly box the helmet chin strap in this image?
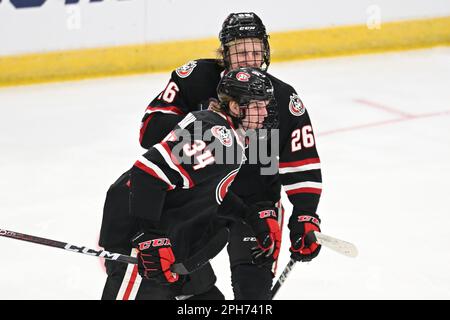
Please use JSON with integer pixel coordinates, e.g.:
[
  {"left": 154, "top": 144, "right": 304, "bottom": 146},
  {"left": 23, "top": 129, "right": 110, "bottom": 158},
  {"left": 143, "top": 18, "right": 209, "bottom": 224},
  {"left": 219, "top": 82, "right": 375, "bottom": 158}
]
[
  {"left": 238, "top": 106, "right": 247, "bottom": 128},
  {"left": 220, "top": 101, "right": 245, "bottom": 129}
]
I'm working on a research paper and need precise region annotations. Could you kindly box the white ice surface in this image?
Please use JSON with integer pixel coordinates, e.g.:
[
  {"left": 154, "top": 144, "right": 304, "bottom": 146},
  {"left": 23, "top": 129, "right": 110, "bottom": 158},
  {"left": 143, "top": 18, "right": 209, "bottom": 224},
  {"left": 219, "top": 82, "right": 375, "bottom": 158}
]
[{"left": 1, "top": 47, "right": 449, "bottom": 299}]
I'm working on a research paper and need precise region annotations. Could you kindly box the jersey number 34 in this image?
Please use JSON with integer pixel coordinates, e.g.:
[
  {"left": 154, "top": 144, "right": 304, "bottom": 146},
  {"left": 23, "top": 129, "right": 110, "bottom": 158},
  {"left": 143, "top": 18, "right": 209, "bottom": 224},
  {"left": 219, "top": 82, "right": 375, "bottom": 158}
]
[{"left": 183, "top": 140, "right": 215, "bottom": 170}]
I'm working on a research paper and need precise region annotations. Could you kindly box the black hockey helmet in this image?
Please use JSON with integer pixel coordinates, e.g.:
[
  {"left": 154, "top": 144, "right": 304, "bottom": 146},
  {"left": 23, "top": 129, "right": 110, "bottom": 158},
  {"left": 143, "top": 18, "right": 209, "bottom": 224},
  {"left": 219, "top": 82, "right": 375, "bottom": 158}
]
[
  {"left": 217, "top": 67, "right": 278, "bottom": 130},
  {"left": 219, "top": 12, "right": 271, "bottom": 71}
]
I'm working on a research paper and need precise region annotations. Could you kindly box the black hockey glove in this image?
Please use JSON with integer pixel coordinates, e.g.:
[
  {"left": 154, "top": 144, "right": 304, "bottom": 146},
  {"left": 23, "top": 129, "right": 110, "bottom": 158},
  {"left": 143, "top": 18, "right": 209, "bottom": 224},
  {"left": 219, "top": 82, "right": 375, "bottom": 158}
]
[
  {"left": 288, "top": 214, "right": 321, "bottom": 262},
  {"left": 243, "top": 201, "right": 281, "bottom": 266},
  {"left": 131, "top": 231, "right": 179, "bottom": 284}
]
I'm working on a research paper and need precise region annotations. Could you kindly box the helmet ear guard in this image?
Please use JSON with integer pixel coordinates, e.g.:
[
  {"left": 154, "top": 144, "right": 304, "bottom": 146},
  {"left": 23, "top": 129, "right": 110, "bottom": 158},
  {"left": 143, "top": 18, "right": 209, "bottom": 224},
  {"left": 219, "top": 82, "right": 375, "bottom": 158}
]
[{"left": 219, "top": 12, "right": 271, "bottom": 71}]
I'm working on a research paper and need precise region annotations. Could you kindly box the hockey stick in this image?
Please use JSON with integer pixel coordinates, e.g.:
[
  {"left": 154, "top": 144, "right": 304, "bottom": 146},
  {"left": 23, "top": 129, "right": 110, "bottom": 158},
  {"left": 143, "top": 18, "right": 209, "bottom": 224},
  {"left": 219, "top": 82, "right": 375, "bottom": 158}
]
[
  {"left": 175, "top": 258, "right": 299, "bottom": 300},
  {"left": 271, "top": 232, "right": 358, "bottom": 299},
  {"left": 177, "top": 260, "right": 298, "bottom": 300},
  {"left": 176, "top": 231, "right": 359, "bottom": 300},
  {"left": 0, "top": 228, "right": 138, "bottom": 264},
  {"left": 271, "top": 258, "right": 297, "bottom": 299},
  {"left": 0, "top": 227, "right": 228, "bottom": 275},
  {"left": 312, "top": 231, "right": 358, "bottom": 258}
]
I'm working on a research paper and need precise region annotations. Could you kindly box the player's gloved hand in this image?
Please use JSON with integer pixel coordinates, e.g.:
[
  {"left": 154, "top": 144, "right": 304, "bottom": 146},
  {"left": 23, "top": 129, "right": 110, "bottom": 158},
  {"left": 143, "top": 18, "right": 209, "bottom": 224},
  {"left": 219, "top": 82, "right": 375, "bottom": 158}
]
[
  {"left": 288, "top": 214, "right": 321, "bottom": 262},
  {"left": 243, "top": 201, "right": 281, "bottom": 266},
  {"left": 131, "top": 231, "right": 179, "bottom": 284}
]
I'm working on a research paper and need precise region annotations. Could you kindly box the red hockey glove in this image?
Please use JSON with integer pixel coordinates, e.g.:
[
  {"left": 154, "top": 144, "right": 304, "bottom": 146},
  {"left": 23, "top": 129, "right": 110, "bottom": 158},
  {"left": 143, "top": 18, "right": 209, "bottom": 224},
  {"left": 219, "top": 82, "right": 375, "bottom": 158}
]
[
  {"left": 131, "top": 231, "right": 179, "bottom": 284},
  {"left": 243, "top": 201, "right": 281, "bottom": 266},
  {"left": 288, "top": 214, "right": 321, "bottom": 262}
]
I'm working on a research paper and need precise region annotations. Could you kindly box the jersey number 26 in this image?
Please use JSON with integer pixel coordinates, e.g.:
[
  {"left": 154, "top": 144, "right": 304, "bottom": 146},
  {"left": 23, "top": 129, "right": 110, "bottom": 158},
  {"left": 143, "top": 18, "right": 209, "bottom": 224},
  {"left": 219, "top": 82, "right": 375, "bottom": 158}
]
[{"left": 291, "top": 125, "right": 315, "bottom": 152}]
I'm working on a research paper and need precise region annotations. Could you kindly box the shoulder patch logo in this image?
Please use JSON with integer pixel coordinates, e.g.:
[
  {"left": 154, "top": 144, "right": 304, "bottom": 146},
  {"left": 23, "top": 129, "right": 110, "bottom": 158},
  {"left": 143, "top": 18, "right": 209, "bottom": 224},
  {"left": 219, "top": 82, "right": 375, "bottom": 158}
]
[
  {"left": 175, "top": 61, "right": 197, "bottom": 78},
  {"left": 289, "top": 93, "right": 305, "bottom": 116},
  {"left": 211, "top": 125, "right": 233, "bottom": 147}
]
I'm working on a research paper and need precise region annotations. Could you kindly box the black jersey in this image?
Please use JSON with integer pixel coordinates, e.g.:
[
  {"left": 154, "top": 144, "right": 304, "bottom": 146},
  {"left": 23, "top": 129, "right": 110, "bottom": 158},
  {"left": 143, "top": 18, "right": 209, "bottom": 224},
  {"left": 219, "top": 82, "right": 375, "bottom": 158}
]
[
  {"left": 130, "top": 109, "right": 246, "bottom": 261},
  {"left": 140, "top": 59, "right": 322, "bottom": 220}
]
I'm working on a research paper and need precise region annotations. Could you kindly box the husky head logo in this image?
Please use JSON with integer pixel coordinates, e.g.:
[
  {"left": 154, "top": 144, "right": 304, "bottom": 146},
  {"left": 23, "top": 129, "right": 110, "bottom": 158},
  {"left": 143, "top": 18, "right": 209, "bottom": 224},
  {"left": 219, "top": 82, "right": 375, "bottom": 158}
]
[
  {"left": 289, "top": 93, "right": 305, "bottom": 116},
  {"left": 211, "top": 126, "right": 233, "bottom": 147},
  {"left": 176, "top": 61, "right": 197, "bottom": 78}
]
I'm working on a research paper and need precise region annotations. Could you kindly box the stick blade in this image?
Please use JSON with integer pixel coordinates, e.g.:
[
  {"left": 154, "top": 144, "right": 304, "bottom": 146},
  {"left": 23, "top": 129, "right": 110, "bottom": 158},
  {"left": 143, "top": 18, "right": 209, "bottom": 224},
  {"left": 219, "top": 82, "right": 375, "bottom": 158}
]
[{"left": 313, "top": 231, "right": 358, "bottom": 258}]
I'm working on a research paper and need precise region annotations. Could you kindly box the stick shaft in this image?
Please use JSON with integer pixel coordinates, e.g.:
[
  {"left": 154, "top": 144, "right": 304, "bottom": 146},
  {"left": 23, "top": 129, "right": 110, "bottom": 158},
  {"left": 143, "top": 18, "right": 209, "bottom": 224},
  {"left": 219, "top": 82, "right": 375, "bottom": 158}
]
[
  {"left": 0, "top": 228, "right": 138, "bottom": 264},
  {"left": 0, "top": 227, "right": 226, "bottom": 275},
  {"left": 271, "top": 258, "right": 297, "bottom": 299}
]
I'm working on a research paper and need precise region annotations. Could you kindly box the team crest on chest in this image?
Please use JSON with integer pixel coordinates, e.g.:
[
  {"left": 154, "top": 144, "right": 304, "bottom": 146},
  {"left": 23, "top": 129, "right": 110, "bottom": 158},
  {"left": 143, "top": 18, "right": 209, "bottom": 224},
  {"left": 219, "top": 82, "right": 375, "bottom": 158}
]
[
  {"left": 289, "top": 93, "right": 305, "bottom": 116},
  {"left": 176, "top": 61, "right": 197, "bottom": 78},
  {"left": 211, "top": 126, "right": 233, "bottom": 147}
]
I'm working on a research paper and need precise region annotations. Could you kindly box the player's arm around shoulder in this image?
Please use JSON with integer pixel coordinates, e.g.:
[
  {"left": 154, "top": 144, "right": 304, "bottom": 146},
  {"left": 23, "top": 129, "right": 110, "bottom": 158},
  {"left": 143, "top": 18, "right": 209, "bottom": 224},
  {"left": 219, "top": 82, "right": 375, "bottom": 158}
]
[{"left": 139, "top": 59, "right": 220, "bottom": 148}]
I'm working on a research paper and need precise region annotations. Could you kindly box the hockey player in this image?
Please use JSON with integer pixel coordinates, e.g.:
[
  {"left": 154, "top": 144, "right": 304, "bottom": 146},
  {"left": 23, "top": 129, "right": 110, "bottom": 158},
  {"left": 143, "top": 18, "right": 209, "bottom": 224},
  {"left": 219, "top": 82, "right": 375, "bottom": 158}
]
[
  {"left": 101, "top": 68, "right": 281, "bottom": 299},
  {"left": 100, "top": 12, "right": 323, "bottom": 300},
  {"left": 140, "top": 13, "right": 323, "bottom": 299}
]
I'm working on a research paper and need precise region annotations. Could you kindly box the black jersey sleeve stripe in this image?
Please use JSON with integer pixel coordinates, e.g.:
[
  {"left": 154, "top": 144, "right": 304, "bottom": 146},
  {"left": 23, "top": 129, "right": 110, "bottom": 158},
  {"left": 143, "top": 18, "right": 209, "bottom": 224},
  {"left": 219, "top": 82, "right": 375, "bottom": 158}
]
[
  {"left": 133, "top": 156, "right": 175, "bottom": 190},
  {"left": 154, "top": 141, "right": 195, "bottom": 189}
]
